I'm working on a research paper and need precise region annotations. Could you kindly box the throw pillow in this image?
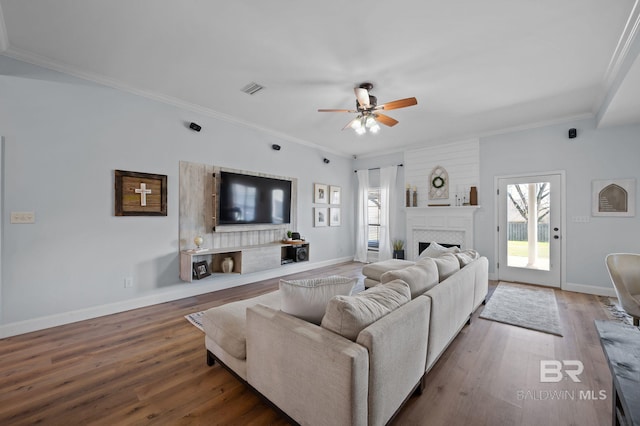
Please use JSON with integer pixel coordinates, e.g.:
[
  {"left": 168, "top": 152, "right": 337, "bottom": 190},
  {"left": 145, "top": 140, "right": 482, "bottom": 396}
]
[
  {"left": 454, "top": 249, "right": 480, "bottom": 267},
  {"left": 321, "top": 280, "right": 411, "bottom": 341},
  {"left": 380, "top": 257, "right": 439, "bottom": 298},
  {"left": 418, "top": 241, "right": 461, "bottom": 259},
  {"left": 433, "top": 253, "right": 461, "bottom": 281},
  {"left": 279, "top": 276, "right": 357, "bottom": 324}
]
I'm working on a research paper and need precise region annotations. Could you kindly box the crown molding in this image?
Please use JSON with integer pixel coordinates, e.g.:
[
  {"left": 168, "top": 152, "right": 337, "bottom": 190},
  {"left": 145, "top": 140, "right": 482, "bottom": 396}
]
[
  {"left": 1, "top": 46, "right": 353, "bottom": 159},
  {"left": 360, "top": 112, "right": 594, "bottom": 159},
  {"left": 595, "top": 0, "right": 640, "bottom": 121},
  {"left": 0, "top": 2, "right": 8, "bottom": 53}
]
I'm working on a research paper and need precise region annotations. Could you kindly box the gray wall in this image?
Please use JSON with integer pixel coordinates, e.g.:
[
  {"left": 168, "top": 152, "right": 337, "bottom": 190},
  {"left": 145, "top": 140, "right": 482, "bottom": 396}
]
[
  {"left": 476, "top": 118, "right": 640, "bottom": 291},
  {"left": 0, "top": 56, "right": 354, "bottom": 329}
]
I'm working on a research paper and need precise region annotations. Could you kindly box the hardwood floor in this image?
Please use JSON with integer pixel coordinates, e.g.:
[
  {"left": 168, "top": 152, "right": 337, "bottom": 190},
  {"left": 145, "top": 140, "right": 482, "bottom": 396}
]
[{"left": 0, "top": 263, "right": 614, "bottom": 425}]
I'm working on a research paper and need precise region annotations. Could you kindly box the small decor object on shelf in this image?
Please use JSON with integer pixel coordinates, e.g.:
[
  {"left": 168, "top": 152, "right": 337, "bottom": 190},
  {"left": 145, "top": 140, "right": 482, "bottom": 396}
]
[
  {"left": 470, "top": 186, "right": 478, "bottom": 206},
  {"left": 194, "top": 235, "right": 204, "bottom": 249},
  {"left": 406, "top": 184, "right": 411, "bottom": 207},
  {"left": 412, "top": 186, "right": 418, "bottom": 207},
  {"left": 428, "top": 166, "right": 449, "bottom": 200},
  {"left": 221, "top": 257, "right": 234, "bottom": 273},
  {"left": 193, "top": 260, "right": 211, "bottom": 280},
  {"left": 115, "top": 170, "right": 167, "bottom": 216},
  {"left": 286, "top": 230, "right": 293, "bottom": 241}
]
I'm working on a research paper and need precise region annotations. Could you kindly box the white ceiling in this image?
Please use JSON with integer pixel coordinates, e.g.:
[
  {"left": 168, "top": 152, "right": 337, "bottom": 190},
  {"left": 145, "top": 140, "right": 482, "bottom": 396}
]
[{"left": 1, "top": 0, "right": 639, "bottom": 157}]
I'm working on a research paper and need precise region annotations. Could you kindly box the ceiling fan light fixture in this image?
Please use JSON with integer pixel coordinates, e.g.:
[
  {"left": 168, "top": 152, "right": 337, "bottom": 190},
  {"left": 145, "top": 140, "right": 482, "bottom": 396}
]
[{"left": 319, "top": 83, "right": 417, "bottom": 134}]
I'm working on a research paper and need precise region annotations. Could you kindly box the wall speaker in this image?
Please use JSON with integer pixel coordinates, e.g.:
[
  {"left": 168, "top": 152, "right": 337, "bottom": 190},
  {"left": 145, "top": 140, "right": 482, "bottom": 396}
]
[
  {"left": 189, "top": 122, "right": 202, "bottom": 132},
  {"left": 287, "top": 246, "right": 308, "bottom": 262},
  {"left": 568, "top": 128, "right": 577, "bottom": 139}
]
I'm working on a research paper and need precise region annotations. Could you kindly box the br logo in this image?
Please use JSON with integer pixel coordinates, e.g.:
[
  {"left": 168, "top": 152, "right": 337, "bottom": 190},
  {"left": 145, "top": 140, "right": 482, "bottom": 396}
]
[{"left": 540, "top": 360, "right": 584, "bottom": 383}]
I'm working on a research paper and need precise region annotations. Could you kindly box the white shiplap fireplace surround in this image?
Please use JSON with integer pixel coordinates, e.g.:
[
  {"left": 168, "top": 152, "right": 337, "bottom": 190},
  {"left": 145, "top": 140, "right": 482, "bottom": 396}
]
[{"left": 406, "top": 206, "right": 480, "bottom": 259}]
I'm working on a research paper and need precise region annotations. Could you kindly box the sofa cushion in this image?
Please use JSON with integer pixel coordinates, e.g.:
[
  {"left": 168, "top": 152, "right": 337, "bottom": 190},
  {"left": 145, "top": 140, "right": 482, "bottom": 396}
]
[
  {"left": 433, "top": 253, "right": 461, "bottom": 281},
  {"left": 380, "top": 257, "right": 439, "bottom": 298},
  {"left": 321, "top": 280, "right": 411, "bottom": 341},
  {"left": 362, "top": 259, "right": 415, "bottom": 282},
  {"left": 279, "top": 276, "right": 357, "bottom": 324},
  {"left": 201, "top": 290, "right": 281, "bottom": 360},
  {"left": 454, "top": 249, "right": 480, "bottom": 267},
  {"left": 418, "top": 241, "right": 460, "bottom": 259}
]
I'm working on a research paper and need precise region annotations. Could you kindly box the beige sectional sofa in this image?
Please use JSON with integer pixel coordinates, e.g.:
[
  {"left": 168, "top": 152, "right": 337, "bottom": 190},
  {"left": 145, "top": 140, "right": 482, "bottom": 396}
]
[{"left": 200, "top": 254, "right": 488, "bottom": 426}]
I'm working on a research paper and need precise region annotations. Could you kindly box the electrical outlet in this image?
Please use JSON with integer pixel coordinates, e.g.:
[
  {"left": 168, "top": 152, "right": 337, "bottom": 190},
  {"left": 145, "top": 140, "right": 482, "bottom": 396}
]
[
  {"left": 124, "top": 277, "right": 133, "bottom": 288},
  {"left": 11, "top": 212, "right": 35, "bottom": 224}
]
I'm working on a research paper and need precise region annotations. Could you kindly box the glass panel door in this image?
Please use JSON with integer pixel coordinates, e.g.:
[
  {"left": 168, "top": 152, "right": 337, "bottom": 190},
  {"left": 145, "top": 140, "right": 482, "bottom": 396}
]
[{"left": 498, "top": 174, "right": 562, "bottom": 287}]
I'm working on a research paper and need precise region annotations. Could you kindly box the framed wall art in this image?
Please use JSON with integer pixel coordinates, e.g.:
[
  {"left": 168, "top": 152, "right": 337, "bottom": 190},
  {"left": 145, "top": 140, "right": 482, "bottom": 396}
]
[
  {"left": 314, "top": 183, "right": 328, "bottom": 204},
  {"left": 329, "top": 207, "right": 341, "bottom": 226},
  {"left": 592, "top": 179, "right": 635, "bottom": 217},
  {"left": 429, "top": 165, "right": 449, "bottom": 200},
  {"left": 314, "top": 207, "right": 328, "bottom": 227},
  {"left": 329, "top": 185, "right": 341, "bottom": 205},
  {"left": 115, "top": 170, "right": 167, "bottom": 216}
]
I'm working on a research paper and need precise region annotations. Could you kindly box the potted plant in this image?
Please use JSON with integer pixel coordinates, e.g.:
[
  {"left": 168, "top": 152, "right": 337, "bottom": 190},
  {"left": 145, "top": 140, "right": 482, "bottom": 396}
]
[
  {"left": 286, "top": 230, "right": 293, "bottom": 241},
  {"left": 392, "top": 240, "right": 405, "bottom": 259}
]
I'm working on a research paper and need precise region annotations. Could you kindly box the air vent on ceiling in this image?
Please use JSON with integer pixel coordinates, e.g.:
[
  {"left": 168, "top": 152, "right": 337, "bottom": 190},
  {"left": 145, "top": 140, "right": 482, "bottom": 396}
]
[{"left": 241, "top": 82, "right": 264, "bottom": 95}]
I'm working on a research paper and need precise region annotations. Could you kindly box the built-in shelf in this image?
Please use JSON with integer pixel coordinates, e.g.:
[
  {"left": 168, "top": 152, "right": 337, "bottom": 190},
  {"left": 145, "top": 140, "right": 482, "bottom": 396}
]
[{"left": 180, "top": 242, "right": 309, "bottom": 282}]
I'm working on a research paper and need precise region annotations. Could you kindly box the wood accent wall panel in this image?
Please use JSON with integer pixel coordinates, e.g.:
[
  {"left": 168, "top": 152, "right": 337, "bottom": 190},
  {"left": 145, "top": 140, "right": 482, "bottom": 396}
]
[
  {"left": 179, "top": 161, "right": 215, "bottom": 251},
  {"left": 179, "top": 161, "right": 298, "bottom": 252},
  {"left": 404, "top": 139, "right": 480, "bottom": 206}
]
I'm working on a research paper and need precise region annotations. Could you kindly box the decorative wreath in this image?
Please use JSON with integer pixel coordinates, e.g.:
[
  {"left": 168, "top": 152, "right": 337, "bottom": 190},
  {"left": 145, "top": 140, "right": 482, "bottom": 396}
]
[{"left": 432, "top": 176, "right": 445, "bottom": 189}]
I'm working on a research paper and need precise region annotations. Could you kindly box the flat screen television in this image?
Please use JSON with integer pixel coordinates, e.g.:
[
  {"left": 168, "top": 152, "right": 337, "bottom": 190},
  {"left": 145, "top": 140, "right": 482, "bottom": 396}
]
[{"left": 218, "top": 171, "right": 292, "bottom": 225}]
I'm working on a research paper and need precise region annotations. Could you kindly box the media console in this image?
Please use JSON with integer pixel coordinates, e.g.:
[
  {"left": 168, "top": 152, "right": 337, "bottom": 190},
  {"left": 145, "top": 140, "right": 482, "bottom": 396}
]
[{"left": 180, "top": 242, "right": 310, "bottom": 282}]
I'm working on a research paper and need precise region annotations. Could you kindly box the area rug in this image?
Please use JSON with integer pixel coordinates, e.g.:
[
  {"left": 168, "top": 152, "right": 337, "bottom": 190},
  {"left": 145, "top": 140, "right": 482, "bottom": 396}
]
[
  {"left": 480, "top": 281, "right": 563, "bottom": 336},
  {"left": 185, "top": 311, "right": 205, "bottom": 332},
  {"left": 597, "top": 295, "right": 634, "bottom": 325}
]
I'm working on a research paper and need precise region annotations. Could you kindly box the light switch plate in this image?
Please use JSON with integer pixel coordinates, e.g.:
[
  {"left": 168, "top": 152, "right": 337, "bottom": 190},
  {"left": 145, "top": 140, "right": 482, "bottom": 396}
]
[{"left": 11, "top": 212, "right": 35, "bottom": 224}]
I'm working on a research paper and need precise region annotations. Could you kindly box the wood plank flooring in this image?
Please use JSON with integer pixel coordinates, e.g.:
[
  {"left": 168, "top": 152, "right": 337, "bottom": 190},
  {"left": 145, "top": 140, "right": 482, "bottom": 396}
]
[{"left": 0, "top": 263, "right": 615, "bottom": 425}]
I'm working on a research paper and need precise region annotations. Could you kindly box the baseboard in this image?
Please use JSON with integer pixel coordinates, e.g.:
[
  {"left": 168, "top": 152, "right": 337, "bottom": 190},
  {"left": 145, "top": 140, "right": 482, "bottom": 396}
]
[
  {"left": 563, "top": 282, "right": 616, "bottom": 297},
  {"left": 0, "top": 256, "right": 354, "bottom": 338}
]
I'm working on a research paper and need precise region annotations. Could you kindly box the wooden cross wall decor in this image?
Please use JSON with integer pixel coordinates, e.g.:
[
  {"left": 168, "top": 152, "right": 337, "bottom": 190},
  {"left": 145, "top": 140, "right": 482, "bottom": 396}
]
[{"left": 115, "top": 170, "right": 167, "bottom": 216}]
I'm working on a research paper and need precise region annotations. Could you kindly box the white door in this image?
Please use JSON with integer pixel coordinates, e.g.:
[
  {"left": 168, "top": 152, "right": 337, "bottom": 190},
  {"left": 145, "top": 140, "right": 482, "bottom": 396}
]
[{"left": 497, "top": 173, "right": 562, "bottom": 287}]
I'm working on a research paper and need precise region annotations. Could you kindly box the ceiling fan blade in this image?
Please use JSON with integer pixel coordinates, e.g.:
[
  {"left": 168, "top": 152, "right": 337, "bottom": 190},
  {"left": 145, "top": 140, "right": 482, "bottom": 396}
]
[
  {"left": 377, "top": 97, "right": 418, "bottom": 111},
  {"left": 375, "top": 113, "right": 399, "bottom": 127},
  {"left": 354, "top": 87, "right": 371, "bottom": 108},
  {"left": 318, "top": 108, "right": 358, "bottom": 113},
  {"left": 342, "top": 117, "right": 361, "bottom": 131}
]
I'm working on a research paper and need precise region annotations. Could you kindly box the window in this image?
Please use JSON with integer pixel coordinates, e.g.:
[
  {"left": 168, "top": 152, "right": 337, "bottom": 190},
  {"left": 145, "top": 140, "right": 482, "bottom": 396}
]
[{"left": 368, "top": 188, "right": 381, "bottom": 250}]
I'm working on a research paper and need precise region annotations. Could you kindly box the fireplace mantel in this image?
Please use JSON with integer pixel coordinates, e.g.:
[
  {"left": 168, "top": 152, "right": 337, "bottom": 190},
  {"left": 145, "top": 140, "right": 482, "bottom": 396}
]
[{"left": 405, "top": 206, "right": 480, "bottom": 260}]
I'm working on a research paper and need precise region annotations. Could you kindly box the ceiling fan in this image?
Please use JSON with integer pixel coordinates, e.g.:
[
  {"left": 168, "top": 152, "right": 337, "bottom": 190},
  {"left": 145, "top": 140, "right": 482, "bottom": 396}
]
[{"left": 318, "top": 83, "right": 417, "bottom": 134}]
